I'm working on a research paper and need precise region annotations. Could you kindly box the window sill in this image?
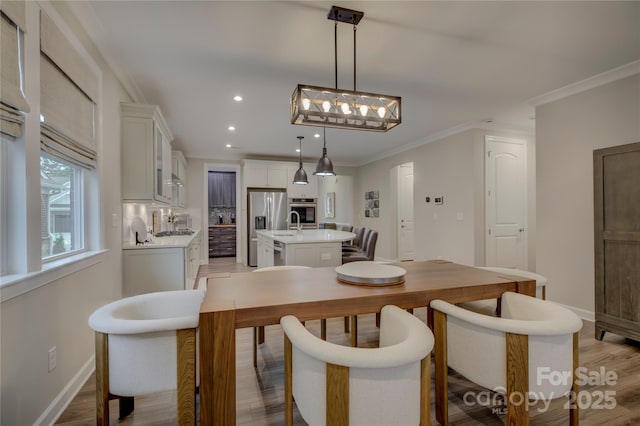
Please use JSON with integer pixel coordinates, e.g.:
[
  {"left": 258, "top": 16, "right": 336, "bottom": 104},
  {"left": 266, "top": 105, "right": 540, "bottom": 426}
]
[{"left": 0, "top": 249, "right": 109, "bottom": 303}]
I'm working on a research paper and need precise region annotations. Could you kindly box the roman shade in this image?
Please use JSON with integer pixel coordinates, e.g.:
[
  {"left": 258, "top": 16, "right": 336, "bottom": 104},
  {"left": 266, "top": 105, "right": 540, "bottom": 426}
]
[
  {"left": 39, "top": 11, "right": 98, "bottom": 169},
  {"left": 0, "top": 1, "right": 30, "bottom": 140}
]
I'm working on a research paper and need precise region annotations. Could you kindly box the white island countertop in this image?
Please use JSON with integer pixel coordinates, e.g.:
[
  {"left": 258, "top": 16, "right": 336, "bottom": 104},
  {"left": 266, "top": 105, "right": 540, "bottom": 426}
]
[
  {"left": 256, "top": 229, "right": 355, "bottom": 244},
  {"left": 123, "top": 230, "right": 201, "bottom": 250}
]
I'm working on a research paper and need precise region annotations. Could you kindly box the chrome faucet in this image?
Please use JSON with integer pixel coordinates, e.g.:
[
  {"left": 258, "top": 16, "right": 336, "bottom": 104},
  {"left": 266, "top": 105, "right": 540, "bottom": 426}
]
[{"left": 289, "top": 211, "right": 302, "bottom": 234}]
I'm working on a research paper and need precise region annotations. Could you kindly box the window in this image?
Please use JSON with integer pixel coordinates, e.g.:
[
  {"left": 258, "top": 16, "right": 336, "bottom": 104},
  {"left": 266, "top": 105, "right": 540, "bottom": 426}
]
[
  {"left": 40, "top": 154, "right": 84, "bottom": 259},
  {"left": 39, "top": 10, "right": 97, "bottom": 261}
]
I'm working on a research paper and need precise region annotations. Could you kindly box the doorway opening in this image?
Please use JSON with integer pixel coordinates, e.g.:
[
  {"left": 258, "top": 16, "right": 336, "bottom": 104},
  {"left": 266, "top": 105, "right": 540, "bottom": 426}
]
[{"left": 203, "top": 164, "right": 241, "bottom": 262}]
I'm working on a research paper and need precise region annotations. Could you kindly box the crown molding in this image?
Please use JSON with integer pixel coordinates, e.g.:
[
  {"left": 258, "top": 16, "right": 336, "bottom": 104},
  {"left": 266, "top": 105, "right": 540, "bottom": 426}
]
[
  {"left": 529, "top": 60, "right": 640, "bottom": 107},
  {"left": 65, "top": 1, "right": 146, "bottom": 103}
]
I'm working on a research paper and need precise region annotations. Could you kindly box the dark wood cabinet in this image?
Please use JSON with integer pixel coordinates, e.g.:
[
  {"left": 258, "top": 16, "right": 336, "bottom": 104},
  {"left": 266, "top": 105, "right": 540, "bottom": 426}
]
[
  {"left": 208, "top": 172, "right": 236, "bottom": 208},
  {"left": 594, "top": 142, "right": 640, "bottom": 341},
  {"left": 209, "top": 226, "right": 236, "bottom": 257}
]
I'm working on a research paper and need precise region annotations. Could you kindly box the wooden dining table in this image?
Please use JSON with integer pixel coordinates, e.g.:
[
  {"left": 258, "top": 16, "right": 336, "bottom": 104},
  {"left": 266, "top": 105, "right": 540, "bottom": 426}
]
[{"left": 198, "top": 260, "right": 536, "bottom": 425}]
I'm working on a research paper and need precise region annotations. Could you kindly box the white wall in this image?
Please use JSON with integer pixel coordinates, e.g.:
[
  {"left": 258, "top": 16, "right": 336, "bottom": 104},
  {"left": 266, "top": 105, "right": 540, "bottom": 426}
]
[
  {"left": 317, "top": 175, "right": 354, "bottom": 226},
  {"left": 0, "top": 1, "right": 131, "bottom": 424},
  {"left": 536, "top": 73, "right": 640, "bottom": 315},
  {"left": 354, "top": 128, "right": 535, "bottom": 265}
]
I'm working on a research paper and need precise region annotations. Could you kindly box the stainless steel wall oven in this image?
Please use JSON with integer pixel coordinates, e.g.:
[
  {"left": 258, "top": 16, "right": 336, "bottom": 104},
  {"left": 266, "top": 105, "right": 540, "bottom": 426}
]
[{"left": 288, "top": 198, "right": 318, "bottom": 229}]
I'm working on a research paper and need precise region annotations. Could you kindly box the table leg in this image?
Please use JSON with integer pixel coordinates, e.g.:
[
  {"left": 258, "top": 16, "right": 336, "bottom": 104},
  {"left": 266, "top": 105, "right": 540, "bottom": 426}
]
[{"left": 199, "top": 309, "right": 236, "bottom": 425}]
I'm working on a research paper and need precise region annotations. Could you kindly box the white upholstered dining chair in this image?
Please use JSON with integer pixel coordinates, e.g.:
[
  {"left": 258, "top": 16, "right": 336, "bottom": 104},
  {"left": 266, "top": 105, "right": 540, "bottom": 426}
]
[
  {"left": 281, "top": 304, "right": 434, "bottom": 426},
  {"left": 88, "top": 289, "right": 205, "bottom": 425},
  {"left": 431, "top": 292, "right": 582, "bottom": 426},
  {"left": 252, "top": 265, "right": 312, "bottom": 367}
]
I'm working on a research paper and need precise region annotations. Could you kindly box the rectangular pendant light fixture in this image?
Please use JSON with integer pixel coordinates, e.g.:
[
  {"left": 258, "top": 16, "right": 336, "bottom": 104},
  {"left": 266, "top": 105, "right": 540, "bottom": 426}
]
[
  {"left": 290, "top": 6, "right": 402, "bottom": 133},
  {"left": 290, "top": 85, "right": 401, "bottom": 132}
]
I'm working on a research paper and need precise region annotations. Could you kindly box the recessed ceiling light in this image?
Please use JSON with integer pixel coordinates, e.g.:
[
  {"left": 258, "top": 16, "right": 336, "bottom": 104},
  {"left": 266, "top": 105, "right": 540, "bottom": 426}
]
[
  {"left": 228, "top": 126, "right": 235, "bottom": 131},
  {"left": 314, "top": 133, "right": 320, "bottom": 138},
  {"left": 225, "top": 144, "right": 232, "bottom": 148},
  {"left": 233, "top": 95, "right": 243, "bottom": 102}
]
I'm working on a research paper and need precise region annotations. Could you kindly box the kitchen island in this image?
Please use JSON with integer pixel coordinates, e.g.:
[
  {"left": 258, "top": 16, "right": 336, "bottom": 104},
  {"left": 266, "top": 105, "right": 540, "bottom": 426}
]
[{"left": 256, "top": 229, "right": 355, "bottom": 268}]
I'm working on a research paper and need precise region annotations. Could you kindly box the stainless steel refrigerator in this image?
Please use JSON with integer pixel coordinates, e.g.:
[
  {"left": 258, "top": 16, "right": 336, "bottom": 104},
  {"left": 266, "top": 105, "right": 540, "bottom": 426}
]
[{"left": 247, "top": 188, "right": 287, "bottom": 266}]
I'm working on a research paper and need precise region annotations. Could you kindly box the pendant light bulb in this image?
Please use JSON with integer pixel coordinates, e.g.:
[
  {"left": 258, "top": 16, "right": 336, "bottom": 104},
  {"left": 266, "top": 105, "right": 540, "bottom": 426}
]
[
  {"left": 314, "top": 128, "right": 336, "bottom": 176},
  {"left": 293, "top": 136, "right": 308, "bottom": 185}
]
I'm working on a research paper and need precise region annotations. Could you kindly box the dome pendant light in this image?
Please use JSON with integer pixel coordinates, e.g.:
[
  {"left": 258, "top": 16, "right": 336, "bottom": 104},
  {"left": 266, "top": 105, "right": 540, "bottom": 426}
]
[
  {"left": 293, "top": 136, "right": 309, "bottom": 185},
  {"left": 314, "top": 127, "right": 335, "bottom": 176}
]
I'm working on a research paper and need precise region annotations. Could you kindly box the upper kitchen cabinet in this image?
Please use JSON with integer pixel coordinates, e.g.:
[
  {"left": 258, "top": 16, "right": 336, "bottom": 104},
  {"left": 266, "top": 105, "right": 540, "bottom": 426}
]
[
  {"left": 242, "top": 160, "right": 287, "bottom": 189},
  {"left": 286, "top": 164, "right": 318, "bottom": 199},
  {"left": 208, "top": 171, "right": 236, "bottom": 207},
  {"left": 121, "top": 103, "right": 174, "bottom": 204},
  {"left": 172, "top": 150, "right": 187, "bottom": 208}
]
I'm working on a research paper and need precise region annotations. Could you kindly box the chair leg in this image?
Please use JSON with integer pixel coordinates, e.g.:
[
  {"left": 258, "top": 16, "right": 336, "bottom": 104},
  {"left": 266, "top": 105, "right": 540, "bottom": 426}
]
[
  {"left": 258, "top": 325, "right": 265, "bottom": 344},
  {"left": 118, "top": 397, "right": 134, "bottom": 419},
  {"left": 326, "top": 363, "right": 349, "bottom": 425},
  {"left": 420, "top": 355, "right": 431, "bottom": 426},
  {"left": 253, "top": 327, "right": 258, "bottom": 367},
  {"left": 506, "top": 333, "right": 529, "bottom": 426},
  {"left": 570, "top": 332, "right": 580, "bottom": 426},
  {"left": 95, "top": 332, "right": 110, "bottom": 426},
  {"left": 434, "top": 310, "right": 448, "bottom": 426},
  {"left": 284, "top": 335, "right": 293, "bottom": 426},
  {"left": 177, "top": 328, "right": 196, "bottom": 425},
  {"left": 344, "top": 316, "right": 350, "bottom": 333}
]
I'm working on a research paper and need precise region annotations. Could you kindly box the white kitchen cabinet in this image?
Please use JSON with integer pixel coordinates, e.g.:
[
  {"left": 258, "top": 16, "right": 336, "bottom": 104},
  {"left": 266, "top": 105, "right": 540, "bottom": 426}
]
[
  {"left": 123, "top": 233, "right": 202, "bottom": 296},
  {"left": 121, "top": 103, "right": 174, "bottom": 204},
  {"left": 256, "top": 234, "right": 274, "bottom": 268},
  {"left": 243, "top": 160, "right": 287, "bottom": 188},
  {"left": 123, "top": 247, "right": 185, "bottom": 296},
  {"left": 284, "top": 242, "right": 341, "bottom": 267},
  {"left": 172, "top": 150, "right": 187, "bottom": 208},
  {"left": 286, "top": 163, "right": 318, "bottom": 198}
]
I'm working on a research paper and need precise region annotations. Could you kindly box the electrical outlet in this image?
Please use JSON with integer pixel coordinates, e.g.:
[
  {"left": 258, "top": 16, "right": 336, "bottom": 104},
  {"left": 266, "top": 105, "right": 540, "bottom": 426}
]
[
  {"left": 48, "top": 346, "right": 56, "bottom": 373},
  {"left": 435, "top": 196, "right": 444, "bottom": 205}
]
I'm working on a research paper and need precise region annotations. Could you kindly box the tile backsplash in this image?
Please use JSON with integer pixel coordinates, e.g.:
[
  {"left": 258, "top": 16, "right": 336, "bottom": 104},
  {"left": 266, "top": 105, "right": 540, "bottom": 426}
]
[
  {"left": 122, "top": 203, "right": 176, "bottom": 243},
  {"left": 209, "top": 207, "right": 236, "bottom": 226}
]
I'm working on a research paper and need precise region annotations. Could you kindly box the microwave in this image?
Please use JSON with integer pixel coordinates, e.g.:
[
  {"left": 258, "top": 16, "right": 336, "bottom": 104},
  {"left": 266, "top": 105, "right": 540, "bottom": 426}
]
[{"left": 288, "top": 198, "right": 318, "bottom": 229}]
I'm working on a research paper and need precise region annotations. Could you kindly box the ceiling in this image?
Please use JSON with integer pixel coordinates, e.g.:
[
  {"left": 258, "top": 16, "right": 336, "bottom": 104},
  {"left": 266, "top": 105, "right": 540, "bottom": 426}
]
[{"left": 72, "top": 1, "right": 640, "bottom": 166}]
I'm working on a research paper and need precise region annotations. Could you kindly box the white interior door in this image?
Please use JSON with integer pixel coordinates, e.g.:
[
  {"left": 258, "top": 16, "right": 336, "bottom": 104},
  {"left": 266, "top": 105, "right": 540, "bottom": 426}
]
[
  {"left": 397, "top": 162, "right": 414, "bottom": 261},
  {"left": 485, "top": 137, "right": 526, "bottom": 268}
]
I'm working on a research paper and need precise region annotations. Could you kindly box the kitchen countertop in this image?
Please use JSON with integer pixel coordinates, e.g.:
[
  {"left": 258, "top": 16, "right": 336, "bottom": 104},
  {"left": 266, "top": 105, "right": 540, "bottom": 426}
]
[
  {"left": 123, "top": 230, "right": 201, "bottom": 250},
  {"left": 209, "top": 224, "right": 237, "bottom": 228},
  {"left": 256, "top": 229, "right": 355, "bottom": 245}
]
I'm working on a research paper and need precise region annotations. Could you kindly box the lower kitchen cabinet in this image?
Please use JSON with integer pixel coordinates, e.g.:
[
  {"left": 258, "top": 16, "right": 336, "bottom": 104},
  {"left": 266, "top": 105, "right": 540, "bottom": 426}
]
[
  {"left": 123, "top": 233, "right": 201, "bottom": 296},
  {"left": 209, "top": 226, "right": 236, "bottom": 257}
]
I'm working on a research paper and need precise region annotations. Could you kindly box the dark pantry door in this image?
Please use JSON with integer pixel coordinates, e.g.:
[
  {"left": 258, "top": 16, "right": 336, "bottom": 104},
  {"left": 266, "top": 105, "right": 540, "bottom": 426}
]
[{"left": 594, "top": 141, "right": 640, "bottom": 341}]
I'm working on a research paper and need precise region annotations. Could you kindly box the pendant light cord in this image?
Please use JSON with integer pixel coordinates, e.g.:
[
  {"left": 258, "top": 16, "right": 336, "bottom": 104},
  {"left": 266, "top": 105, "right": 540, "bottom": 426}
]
[
  {"left": 334, "top": 22, "right": 338, "bottom": 90},
  {"left": 353, "top": 24, "right": 357, "bottom": 91}
]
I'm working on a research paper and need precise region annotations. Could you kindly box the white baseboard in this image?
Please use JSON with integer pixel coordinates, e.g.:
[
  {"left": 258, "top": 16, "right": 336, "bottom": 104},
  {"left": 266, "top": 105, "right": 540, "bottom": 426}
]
[
  {"left": 558, "top": 303, "right": 595, "bottom": 323},
  {"left": 34, "top": 355, "right": 95, "bottom": 426}
]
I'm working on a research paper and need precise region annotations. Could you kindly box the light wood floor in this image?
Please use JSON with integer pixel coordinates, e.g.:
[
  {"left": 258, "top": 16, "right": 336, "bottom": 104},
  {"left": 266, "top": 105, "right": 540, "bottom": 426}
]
[{"left": 56, "top": 257, "right": 640, "bottom": 425}]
